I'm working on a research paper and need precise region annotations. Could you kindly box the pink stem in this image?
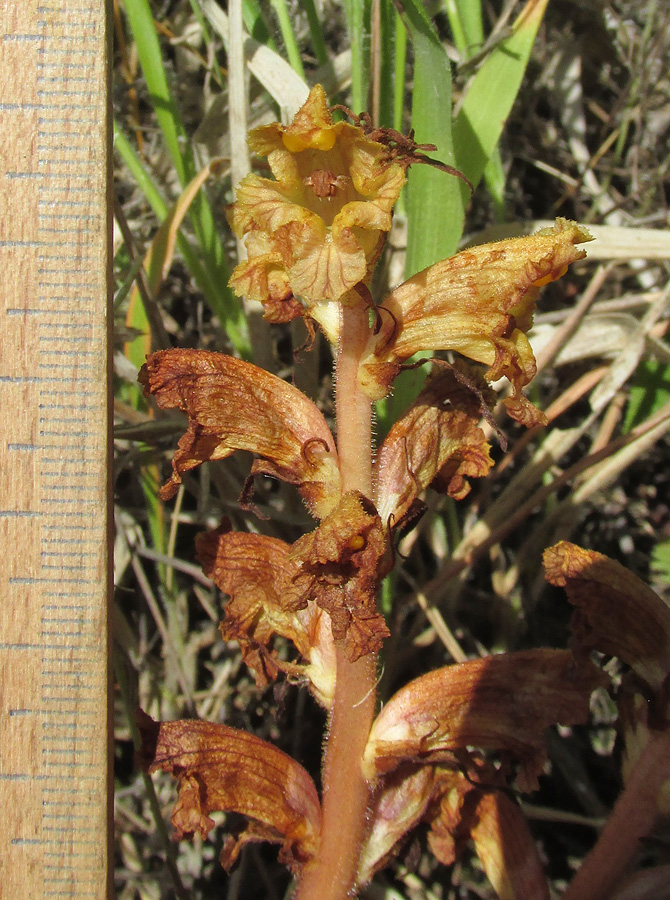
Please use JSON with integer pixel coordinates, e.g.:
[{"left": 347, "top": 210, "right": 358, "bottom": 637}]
[
  {"left": 295, "top": 299, "right": 377, "bottom": 900},
  {"left": 333, "top": 300, "right": 373, "bottom": 497},
  {"left": 562, "top": 729, "right": 670, "bottom": 900}
]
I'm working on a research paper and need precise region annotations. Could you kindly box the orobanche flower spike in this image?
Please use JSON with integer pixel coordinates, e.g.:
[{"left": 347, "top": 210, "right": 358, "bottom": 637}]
[{"left": 138, "top": 85, "right": 598, "bottom": 900}]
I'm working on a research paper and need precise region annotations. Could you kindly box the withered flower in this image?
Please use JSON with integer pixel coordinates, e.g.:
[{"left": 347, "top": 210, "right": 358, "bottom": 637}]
[
  {"left": 427, "top": 772, "right": 550, "bottom": 900},
  {"left": 544, "top": 543, "right": 670, "bottom": 900},
  {"left": 358, "top": 649, "right": 599, "bottom": 896},
  {"left": 358, "top": 764, "right": 436, "bottom": 883},
  {"left": 137, "top": 710, "right": 321, "bottom": 872},
  {"left": 359, "top": 218, "right": 593, "bottom": 425},
  {"left": 374, "top": 364, "right": 495, "bottom": 528},
  {"left": 363, "top": 648, "right": 603, "bottom": 787},
  {"left": 289, "top": 491, "right": 392, "bottom": 661},
  {"left": 543, "top": 541, "right": 670, "bottom": 695},
  {"left": 139, "top": 348, "right": 341, "bottom": 518},
  {"left": 196, "top": 526, "right": 337, "bottom": 709},
  {"left": 228, "top": 84, "right": 406, "bottom": 332}
]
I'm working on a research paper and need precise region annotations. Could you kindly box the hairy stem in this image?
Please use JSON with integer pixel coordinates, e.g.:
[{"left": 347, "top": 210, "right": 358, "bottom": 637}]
[
  {"left": 334, "top": 299, "right": 373, "bottom": 497},
  {"left": 562, "top": 729, "right": 670, "bottom": 900},
  {"left": 295, "top": 299, "right": 377, "bottom": 900}
]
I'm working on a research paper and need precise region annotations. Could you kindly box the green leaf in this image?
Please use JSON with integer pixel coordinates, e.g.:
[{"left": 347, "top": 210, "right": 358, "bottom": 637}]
[
  {"left": 399, "top": 0, "right": 467, "bottom": 275},
  {"left": 623, "top": 358, "right": 670, "bottom": 432},
  {"left": 452, "top": 0, "right": 550, "bottom": 191}
]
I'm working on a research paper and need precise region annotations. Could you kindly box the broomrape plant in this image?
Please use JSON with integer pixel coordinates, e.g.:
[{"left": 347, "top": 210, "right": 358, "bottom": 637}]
[{"left": 137, "top": 87, "right": 670, "bottom": 900}]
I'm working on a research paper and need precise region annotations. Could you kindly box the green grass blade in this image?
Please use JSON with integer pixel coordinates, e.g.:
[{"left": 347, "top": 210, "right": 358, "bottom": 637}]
[
  {"left": 122, "top": 0, "right": 190, "bottom": 184},
  {"left": 301, "top": 0, "right": 328, "bottom": 66},
  {"left": 344, "top": 0, "right": 371, "bottom": 112},
  {"left": 121, "top": 0, "right": 250, "bottom": 356},
  {"left": 242, "top": 0, "right": 276, "bottom": 47},
  {"left": 376, "top": 0, "right": 467, "bottom": 433},
  {"left": 452, "top": 0, "right": 483, "bottom": 51},
  {"left": 114, "top": 121, "right": 251, "bottom": 355},
  {"left": 399, "top": 0, "right": 466, "bottom": 275},
  {"left": 623, "top": 359, "right": 670, "bottom": 432},
  {"left": 452, "top": 0, "right": 550, "bottom": 191},
  {"left": 652, "top": 539, "right": 670, "bottom": 585},
  {"left": 375, "top": 0, "right": 397, "bottom": 128},
  {"left": 269, "top": 0, "right": 306, "bottom": 78},
  {"left": 443, "top": 0, "right": 468, "bottom": 52},
  {"left": 393, "top": 10, "right": 407, "bottom": 133},
  {"left": 113, "top": 119, "right": 168, "bottom": 218},
  {"left": 186, "top": 0, "right": 227, "bottom": 88}
]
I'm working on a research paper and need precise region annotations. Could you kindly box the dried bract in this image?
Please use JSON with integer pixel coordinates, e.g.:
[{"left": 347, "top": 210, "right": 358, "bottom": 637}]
[
  {"left": 359, "top": 219, "right": 592, "bottom": 425},
  {"left": 139, "top": 348, "right": 341, "bottom": 517}
]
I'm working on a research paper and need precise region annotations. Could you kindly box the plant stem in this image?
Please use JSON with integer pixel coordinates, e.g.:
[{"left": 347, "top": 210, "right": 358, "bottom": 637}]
[
  {"left": 295, "top": 299, "right": 377, "bottom": 900},
  {"left": 562, "top": 729, "right": 670, "bottom": 900},
  {"left": 334, "top": 300, "right": 373, "bottom": 497}
]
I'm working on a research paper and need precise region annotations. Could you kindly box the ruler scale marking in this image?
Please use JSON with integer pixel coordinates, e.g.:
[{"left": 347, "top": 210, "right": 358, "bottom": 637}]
[{"left": 0, "top": 2, "right": 110, "bottom": 899}]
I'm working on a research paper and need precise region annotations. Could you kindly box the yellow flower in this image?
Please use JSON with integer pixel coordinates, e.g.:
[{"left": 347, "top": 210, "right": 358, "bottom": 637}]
[{"left": 228, "top": 85, "right": 406, "bottom": 330}]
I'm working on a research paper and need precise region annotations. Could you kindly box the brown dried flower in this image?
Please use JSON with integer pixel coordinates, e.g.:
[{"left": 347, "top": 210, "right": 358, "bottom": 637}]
[
  {"left": 359, "top": 218, "right": 592, "bottom": 425},
  {"left": 137, "top": 710, "right": 321, "bottom": 873},
  {"left": 543, "top": 541, "right": 670, "bottom": 694},
  {"left": 375, "top": 364, "right": 495, "bottom": 528},
  {"left": 196, "top": 526, "right": 337, "bottom": 708},
  {"left": 139, "top": 348, "right": 341, "bottom": 518},
  {"left": 363, "top": 648, "right": 603, "bottom": 788}
]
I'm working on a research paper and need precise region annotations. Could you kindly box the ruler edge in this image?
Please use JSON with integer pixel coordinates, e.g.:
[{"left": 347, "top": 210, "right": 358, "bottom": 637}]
[
  {"left": 103, "top": 0, "right": 114, "bottom": 896},
  {"left": 0, "top": 0, "right": 115, "bottom": 895}
]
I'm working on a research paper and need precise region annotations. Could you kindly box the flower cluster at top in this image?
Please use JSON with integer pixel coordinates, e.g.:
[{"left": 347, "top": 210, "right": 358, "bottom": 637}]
[
  {"left": 139, "top": 156, "right": 593, "bottom": 672},
  {"left": 227, "top": 84, "right": 406, "bottom": 334}
]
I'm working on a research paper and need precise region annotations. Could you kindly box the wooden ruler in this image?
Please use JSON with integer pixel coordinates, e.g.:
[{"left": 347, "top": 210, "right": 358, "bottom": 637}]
[{"left": 0, "top": 1, "right": 111, "bottom": 898}]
